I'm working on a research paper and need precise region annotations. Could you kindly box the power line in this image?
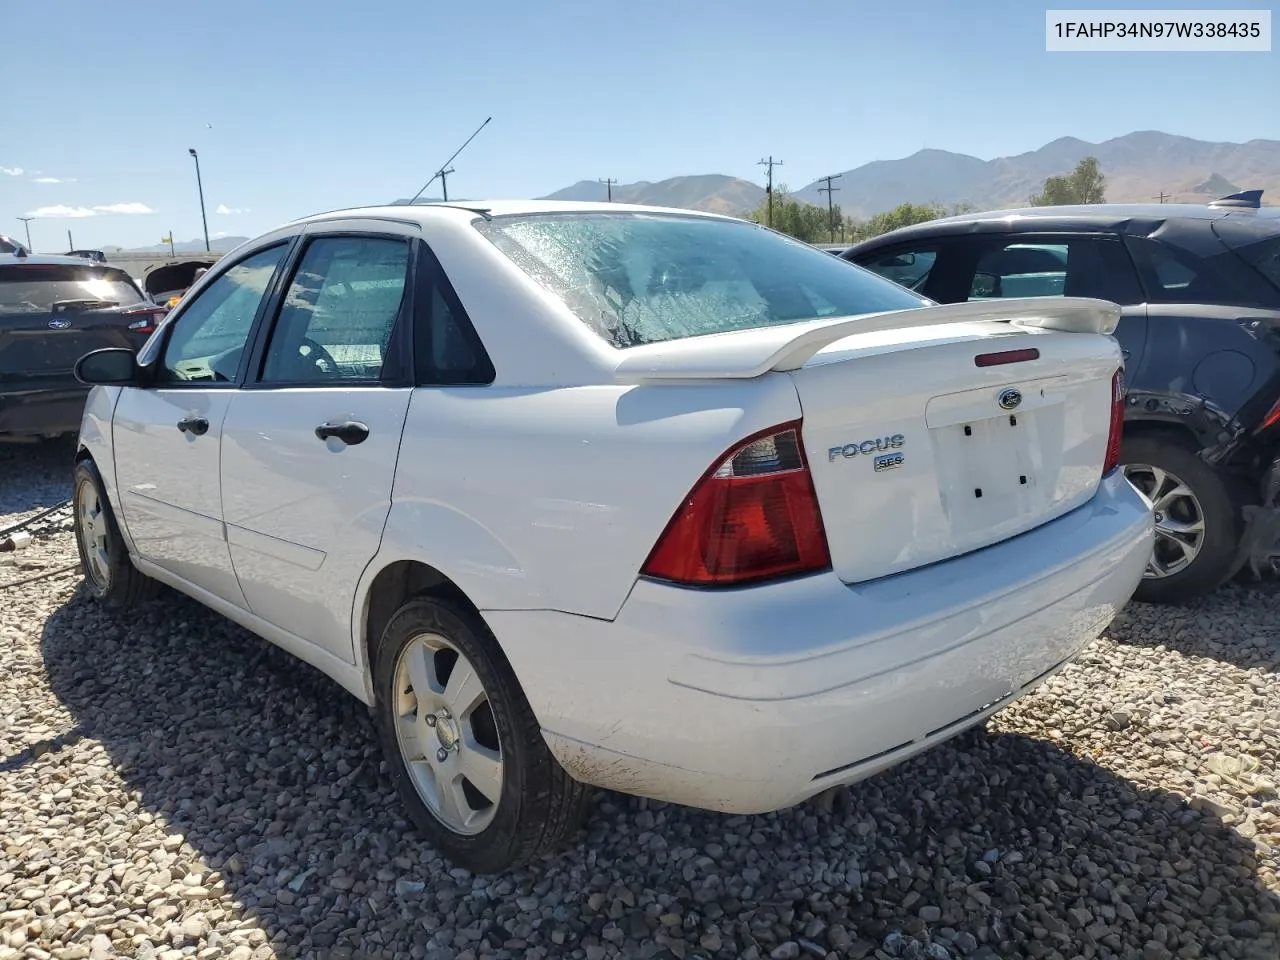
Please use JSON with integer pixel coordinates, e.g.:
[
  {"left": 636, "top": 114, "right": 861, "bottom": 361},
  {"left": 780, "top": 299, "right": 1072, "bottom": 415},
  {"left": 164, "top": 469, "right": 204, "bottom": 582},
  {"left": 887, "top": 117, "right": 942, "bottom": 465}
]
[
  {"left": 598, "top": 177, "right": 618, "bottom": 202},
  {"left": 758, "top": 156, "right": 783, "bottom": 228},
  {"left": 817, "top": 173, "right": 843, "bottom": 243}
]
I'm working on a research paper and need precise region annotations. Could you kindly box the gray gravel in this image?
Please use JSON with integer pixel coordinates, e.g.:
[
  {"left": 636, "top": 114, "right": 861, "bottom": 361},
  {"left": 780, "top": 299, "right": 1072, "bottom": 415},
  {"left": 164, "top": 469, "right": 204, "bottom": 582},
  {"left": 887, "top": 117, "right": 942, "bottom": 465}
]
[{"left": 2, "top": 445, "right": 1278, "bottom": 960}]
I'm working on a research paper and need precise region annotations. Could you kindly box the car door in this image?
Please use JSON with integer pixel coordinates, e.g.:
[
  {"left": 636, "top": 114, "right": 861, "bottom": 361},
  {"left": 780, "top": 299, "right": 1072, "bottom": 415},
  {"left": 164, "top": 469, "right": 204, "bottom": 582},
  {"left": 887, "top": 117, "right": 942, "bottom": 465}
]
[
  {"left": 959, "top": 234, "right": 1150, "bottom": 372},
  {"left": 112, "top": 242, "right": 293, "bottom": 603},
  {"left": 218, "top": 224, "right": 416, "bottom": 664}
]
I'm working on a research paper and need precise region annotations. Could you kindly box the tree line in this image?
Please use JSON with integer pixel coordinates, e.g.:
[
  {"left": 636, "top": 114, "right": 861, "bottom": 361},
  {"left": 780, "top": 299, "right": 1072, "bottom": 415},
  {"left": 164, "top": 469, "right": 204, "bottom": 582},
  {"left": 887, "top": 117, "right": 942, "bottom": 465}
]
[{"left": 746, "top": 158, "right": 1107, "bottom": 245}]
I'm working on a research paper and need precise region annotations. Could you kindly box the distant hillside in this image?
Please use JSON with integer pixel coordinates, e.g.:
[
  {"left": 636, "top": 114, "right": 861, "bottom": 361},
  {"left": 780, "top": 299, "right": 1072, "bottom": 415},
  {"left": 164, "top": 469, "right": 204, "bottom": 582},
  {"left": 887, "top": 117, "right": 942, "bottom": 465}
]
[
  {"left": 541, "top": 174, "right": 765, "bottom": 215},
  {"left": 539, "top": 132, "right": 1279, "bottom": 219},
  {"left": 791, "top": 131, "right": 1280, "bottom": 215},
  {"left": 105, "top": 236, "right": 250, "bottom": 255}
]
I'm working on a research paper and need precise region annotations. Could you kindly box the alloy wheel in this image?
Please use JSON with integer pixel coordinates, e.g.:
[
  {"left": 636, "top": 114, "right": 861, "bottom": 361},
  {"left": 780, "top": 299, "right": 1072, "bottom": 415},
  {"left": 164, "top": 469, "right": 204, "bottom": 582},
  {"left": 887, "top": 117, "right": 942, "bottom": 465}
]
[
  {"left": 77, "top": 482, "right": 111, "bottom": 590},
  {"left": 1123, "top": 462, "right": 1207, "bottom": 579},
  {"left": 392, "top": 632, "right": 504, "bottom": 835}
]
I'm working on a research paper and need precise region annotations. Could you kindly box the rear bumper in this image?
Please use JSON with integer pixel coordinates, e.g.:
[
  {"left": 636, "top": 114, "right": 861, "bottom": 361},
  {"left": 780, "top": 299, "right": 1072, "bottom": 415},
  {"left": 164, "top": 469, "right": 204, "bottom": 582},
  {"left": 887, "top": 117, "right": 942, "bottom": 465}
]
[
  {"left": 485, "top": 470, "right": 1154, "bottom": 814},
  {"left": 0, "top": 383, "right": 88, "bottom": 439}
]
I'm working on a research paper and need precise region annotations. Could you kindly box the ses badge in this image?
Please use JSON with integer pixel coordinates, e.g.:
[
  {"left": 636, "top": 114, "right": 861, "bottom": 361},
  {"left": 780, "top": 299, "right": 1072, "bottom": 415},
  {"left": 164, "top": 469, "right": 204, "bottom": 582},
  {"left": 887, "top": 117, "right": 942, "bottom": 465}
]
[{"left": 828, "top": 434, "right": 906, "bottom": 473}]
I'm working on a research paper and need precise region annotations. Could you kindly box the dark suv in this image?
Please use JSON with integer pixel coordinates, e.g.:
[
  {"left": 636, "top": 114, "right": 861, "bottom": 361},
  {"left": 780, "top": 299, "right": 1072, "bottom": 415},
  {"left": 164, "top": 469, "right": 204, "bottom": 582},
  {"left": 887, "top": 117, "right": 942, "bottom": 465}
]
[
  {"left": 843, "top": 190, "right": 1280, "bottom": 604},
  {"left": 1, "top": 253, "right": 167, "bottom": 442}
]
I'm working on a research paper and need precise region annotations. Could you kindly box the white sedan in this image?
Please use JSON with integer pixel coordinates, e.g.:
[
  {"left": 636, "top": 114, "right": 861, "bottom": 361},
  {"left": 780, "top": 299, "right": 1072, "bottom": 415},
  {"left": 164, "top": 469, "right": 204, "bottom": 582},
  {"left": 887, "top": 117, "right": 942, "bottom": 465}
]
[{"left": 71, "top": 200, "right": 1153, "bottom": 873}]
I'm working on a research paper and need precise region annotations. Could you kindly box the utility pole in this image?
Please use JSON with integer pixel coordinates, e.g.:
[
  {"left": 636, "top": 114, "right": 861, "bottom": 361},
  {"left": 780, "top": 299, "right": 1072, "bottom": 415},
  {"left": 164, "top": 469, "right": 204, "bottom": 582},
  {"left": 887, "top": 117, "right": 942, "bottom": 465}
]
[
  {"left": 439, "top": 167, "right": 455, "bottom": 202},
  {"left": 757, "top": 156, "right": 783, "bottom": 228},
  {"left": 817, "top": 173, "right": 843, "bottom": 243},
  {"left": 188, "top": 148, "right": 210, "bottom": 252},
  {"left": 67, "top": 229, "right": 74, "bottom": 252},
  {"left": 1153, "top": 190, "right": 1170, "bottom": 204},
  {"left": 598, "top": 177, "right": 617, "bottom": 202},
  {"left": 16, "top": 217, "right": 34, "bottom": 251}
]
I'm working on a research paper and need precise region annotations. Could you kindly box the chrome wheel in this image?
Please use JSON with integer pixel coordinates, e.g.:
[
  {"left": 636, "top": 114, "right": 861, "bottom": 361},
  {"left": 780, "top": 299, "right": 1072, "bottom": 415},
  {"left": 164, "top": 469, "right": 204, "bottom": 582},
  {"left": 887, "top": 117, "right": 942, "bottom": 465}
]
[
  {"left": 393, "top": 632, "right": 504, "bottom": 835},
  {"left": 1123, "top": 462, "right": 1207, "bottom": 579},
  {"left": 77, "top": 481, "right": 111, "bottom": 590}
]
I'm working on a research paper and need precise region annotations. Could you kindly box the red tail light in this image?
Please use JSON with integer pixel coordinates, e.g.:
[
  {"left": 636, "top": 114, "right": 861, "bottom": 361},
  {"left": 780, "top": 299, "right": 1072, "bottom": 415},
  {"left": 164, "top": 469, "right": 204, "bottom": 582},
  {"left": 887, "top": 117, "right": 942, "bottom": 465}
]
[
  {"left": 641, "top": 422, "right": 831, "bottom": 586},
  {"left": 1103, "top": 368, "right": 1125, "bottom": 475},
  {"left": 1260, "top": 395, "right": 1280, "bottom": 433},
  {"left": 123, "top": 305, "right": 167, "bottom": 335}
]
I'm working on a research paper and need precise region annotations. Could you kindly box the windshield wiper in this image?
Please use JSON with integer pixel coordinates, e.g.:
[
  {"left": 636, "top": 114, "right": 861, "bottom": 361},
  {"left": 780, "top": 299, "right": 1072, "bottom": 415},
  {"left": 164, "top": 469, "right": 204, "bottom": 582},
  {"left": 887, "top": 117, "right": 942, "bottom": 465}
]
[{"left": 52, "top": 298, "right": 119, "bottom": 311}]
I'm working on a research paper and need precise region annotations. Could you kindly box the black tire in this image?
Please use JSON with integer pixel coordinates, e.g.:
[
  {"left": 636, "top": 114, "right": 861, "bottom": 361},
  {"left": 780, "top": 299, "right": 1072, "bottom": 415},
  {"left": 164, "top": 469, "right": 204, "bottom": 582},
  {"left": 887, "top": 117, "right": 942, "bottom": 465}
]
[
  {"left": 72, "top": 458, "right": 159, "bottom": 608},
  {"left": 372, "top": 596, "right": 589, "bottom": 873},
  {"left": 1121, "top": 433, "right": 1246, "bottom": 605}
]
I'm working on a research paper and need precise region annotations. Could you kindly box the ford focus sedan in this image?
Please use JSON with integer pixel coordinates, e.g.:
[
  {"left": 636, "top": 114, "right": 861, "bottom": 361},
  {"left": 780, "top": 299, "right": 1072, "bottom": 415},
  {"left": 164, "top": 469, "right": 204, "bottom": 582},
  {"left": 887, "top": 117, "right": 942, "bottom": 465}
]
[{"left": 71, "top": 201, "right": 1153, "bottom": 872}]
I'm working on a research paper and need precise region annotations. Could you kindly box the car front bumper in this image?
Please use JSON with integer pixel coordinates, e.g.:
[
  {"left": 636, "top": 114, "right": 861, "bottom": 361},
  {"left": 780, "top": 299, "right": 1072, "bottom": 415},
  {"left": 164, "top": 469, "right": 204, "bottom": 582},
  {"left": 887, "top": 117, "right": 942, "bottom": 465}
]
[{"left": 486, "top": 470, "right": 1154, "bottom": 814}]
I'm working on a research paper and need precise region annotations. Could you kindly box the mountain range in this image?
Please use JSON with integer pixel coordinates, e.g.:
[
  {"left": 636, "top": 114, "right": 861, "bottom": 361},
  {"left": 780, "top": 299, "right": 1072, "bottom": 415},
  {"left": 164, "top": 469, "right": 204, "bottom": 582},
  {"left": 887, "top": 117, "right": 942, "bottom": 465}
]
[{"left": 541, "top": 131, "right": 1280, "bottom": 218}]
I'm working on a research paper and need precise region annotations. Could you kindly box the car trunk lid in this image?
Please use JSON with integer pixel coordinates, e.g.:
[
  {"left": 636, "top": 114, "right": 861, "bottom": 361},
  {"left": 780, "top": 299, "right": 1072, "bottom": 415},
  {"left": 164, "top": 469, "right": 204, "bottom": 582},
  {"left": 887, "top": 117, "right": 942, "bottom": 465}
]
[{"left": 793, "top": 326, "right": 1121, "bottom": 583}]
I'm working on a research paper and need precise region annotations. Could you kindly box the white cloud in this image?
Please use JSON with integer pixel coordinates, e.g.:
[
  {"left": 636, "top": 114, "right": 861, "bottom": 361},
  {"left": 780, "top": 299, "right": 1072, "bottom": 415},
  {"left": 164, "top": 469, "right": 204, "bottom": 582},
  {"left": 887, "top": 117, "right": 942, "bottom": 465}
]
[
  {"left": 24, "top": 202, "right": 155, "bottom": 219},
  {"left": 216, "top": 203, "right": 249, "bottom": 215},
  {"left": 26, "top": 205, "right": 96, "bottom": 219},
  {"left": 94, "top": 202, "right": 154, "bottom": 215},
  {"left": 32, "top": 176, "right": 76, "bottom": 184},
  {"left": 1, "top": 166, "right": 23, "bottom": 176}
]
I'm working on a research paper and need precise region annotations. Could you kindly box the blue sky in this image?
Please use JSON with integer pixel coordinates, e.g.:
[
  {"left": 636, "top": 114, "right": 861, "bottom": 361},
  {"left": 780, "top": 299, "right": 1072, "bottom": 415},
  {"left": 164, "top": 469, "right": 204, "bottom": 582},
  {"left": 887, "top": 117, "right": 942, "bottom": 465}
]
[{"left": 1, "top": 0, "right": 1275, "bottom": 251}]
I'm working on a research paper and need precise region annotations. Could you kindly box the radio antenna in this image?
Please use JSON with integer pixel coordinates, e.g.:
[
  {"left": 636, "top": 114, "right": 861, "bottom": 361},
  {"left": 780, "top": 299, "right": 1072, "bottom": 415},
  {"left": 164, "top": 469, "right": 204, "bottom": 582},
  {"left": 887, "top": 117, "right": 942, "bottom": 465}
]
[{"left": 408, "top": 116, "right": 493, "bottom": 204}]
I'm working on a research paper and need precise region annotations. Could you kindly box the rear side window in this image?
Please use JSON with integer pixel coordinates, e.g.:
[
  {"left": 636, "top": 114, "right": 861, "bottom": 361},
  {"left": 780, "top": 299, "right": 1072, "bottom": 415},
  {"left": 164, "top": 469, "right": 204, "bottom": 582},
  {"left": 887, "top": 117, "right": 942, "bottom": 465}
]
[
  {"left": 0, "top": 265, "right": 144, "bottom": 312},
  {"left": 1231, "top": 236, "right": 1280, "bottom": 292},
  {"left": 474, "top": 213, "right": 928, "bottom": 348}
]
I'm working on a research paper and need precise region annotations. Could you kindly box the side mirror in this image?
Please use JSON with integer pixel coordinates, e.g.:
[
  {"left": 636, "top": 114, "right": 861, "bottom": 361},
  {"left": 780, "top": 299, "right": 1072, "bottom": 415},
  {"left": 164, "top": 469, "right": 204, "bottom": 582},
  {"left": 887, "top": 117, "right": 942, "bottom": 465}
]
[{"left": 75, "top": 348, "right": 140, "bottom": 386}]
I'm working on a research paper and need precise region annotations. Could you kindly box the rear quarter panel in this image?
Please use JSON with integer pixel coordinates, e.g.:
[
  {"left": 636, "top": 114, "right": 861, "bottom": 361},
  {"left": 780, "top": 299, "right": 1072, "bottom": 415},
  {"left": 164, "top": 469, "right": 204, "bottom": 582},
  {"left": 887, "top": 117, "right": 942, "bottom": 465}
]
[
  {"left": 1127, "top": 305, "right": 1280, "bottom": 451},
  {"left": 371, "top": 376, "right": 803, "bottom": 620}
]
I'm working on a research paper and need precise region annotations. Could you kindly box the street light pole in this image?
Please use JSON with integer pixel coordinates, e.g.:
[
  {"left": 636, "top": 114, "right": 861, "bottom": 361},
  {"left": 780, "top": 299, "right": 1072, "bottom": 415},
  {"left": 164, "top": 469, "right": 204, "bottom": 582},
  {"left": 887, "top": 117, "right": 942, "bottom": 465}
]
[
  {"left": 16, "top": 217, "right": 34, "bottom": 251},
  {"left": 188, "top": 148, "right": 210, "bottom": 253}
]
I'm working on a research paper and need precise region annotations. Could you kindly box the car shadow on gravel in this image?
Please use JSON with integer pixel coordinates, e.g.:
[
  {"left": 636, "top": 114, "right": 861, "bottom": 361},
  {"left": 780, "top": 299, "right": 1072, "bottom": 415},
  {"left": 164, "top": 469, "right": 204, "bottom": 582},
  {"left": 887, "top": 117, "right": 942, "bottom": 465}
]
[
  {"left": 39, "top": 586, "right": 1280, "bottom": 960},
  {"left": 0, "top": 435, "right": 76, "bottom": 515},
  {"left": 1111, "top": 579, "right": 1280, "bottom": 674}
]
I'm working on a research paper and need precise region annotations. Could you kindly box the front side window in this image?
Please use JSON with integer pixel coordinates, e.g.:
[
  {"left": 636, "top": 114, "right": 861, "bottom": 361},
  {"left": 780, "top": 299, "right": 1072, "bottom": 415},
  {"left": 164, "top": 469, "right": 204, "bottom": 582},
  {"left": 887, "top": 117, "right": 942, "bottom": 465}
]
[
  {"left": 474, "top": 213, "right": 928, "bottom": 349},
  {"left": 156, "top": 244, "right": 288, "bottom": 384},
  {"left": 259, "top": 236, "right": 410, "bottom": 384},
  {"left": 855, "top": 248, "right": 938, "bottom": 294}
]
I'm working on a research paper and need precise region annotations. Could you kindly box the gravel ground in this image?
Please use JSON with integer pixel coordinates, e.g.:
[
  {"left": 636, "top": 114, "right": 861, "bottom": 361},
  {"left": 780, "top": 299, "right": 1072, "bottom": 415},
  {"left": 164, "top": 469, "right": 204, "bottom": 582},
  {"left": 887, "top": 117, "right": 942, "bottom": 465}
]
[{"left": 2, "top": 440, "right": 1278, "bottom": 960}]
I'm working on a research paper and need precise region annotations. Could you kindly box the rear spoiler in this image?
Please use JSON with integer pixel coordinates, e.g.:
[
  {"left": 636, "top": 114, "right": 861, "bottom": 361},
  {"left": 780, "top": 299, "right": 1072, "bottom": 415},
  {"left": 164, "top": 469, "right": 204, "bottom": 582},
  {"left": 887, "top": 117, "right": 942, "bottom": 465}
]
[{"left": 613, "top": 296, "right": 1121, "bottom": 382}]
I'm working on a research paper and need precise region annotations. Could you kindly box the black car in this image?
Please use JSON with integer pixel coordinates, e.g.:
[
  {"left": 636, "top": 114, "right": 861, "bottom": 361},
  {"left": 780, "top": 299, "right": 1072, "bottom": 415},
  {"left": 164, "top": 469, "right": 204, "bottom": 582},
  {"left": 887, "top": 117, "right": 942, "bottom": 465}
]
[
  {"left": 842, "top": 190, "right": 1280, "bottom": 604},
  {"left": 0, "top": 252, "right": 168, "bottom": 442}
]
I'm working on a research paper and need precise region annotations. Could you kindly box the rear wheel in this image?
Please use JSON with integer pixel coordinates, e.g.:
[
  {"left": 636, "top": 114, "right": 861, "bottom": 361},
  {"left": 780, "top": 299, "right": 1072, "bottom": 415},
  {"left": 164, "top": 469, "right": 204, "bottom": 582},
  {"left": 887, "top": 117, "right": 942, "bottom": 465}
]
[
  {"left": 1121, "top": 434, "right": 1245, "bottom": 604},
  {"left": 372, "top": 597, "right": 589, "bottom": 873},
  {"left": 73, "top": 459, "right": 158, "bottom": 607}
]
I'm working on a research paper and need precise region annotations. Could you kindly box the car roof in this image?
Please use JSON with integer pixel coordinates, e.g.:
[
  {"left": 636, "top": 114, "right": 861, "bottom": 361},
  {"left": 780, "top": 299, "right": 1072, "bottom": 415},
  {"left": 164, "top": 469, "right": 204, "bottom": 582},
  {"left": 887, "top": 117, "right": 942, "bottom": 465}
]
[
  {"left": 284, "top": 199, "right": 743, "bottom": 229},
  {"left": 0, "top": 252, "right": 128, "bottom": 268},
  {"left": 850, "top": 197, "right": 1280, "bottom": 249}
]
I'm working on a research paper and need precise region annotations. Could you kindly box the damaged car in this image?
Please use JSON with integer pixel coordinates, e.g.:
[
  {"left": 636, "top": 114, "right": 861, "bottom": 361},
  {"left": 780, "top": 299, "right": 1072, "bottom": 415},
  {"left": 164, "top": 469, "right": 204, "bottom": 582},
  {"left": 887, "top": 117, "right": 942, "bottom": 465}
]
[{"left": 844, "top": 190, "right": 1280, "bottom": 602}]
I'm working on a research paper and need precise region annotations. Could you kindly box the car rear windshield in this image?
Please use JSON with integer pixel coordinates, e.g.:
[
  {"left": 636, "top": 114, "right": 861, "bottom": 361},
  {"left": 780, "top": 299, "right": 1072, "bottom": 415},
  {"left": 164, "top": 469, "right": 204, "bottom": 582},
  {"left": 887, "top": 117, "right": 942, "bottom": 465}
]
[
  {"left": 473, "top": 212, "right": 929, "bottom": 348},
  {"left": 0, "top": 264, "right": 144, "bottom": 313}
]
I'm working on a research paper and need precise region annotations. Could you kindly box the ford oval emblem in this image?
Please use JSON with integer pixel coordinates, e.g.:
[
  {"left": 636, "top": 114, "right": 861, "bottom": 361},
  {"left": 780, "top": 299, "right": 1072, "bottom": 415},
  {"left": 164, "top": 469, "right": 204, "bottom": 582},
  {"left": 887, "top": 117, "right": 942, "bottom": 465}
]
[
  {"left": 48, "top": 318, "right": 72, "bottom": 330},
  {"left": 998, "top": 388, "right": 1022, "bottom": 411}
]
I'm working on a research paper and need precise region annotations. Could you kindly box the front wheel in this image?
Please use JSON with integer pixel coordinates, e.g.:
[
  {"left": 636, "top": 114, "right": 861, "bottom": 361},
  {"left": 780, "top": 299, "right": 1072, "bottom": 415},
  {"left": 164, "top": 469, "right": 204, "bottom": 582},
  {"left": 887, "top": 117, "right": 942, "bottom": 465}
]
[
  {"left": 73, "top": 459, "right": 158, "bottom": 607},
  {"left": 372, "top": 597, "right": 589, "bottom": 873},
  {"left": 1121, "top": 435, "right": 1245, "bottom": 604}
]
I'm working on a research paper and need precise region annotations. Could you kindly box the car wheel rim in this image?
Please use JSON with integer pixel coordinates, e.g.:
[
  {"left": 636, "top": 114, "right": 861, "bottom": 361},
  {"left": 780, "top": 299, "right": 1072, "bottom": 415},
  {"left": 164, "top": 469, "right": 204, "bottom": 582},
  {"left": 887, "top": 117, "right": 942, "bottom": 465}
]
[
  {"left": 393, "top": 632, "right": 503, "bottom": 836},
  {"left": 1123, "top": 462, "right": 1207, "bottom": 579},
  {"left": 77, "top": 482, "right": 111, "bottom": 590}
]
